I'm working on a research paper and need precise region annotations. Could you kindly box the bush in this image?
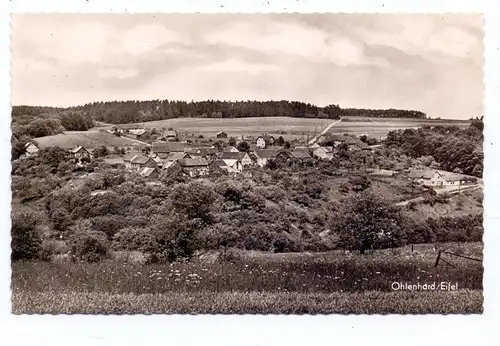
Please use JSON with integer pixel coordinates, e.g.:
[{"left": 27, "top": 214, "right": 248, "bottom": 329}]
[
  {"left": 70, "top": 221, "right": 109, "bottom": 262},
  {"left": 11, "top": 211, "right": 42, "bottom": 261},
  {"left": 112, "top": 227, "right": 159, "bottom": 253}
]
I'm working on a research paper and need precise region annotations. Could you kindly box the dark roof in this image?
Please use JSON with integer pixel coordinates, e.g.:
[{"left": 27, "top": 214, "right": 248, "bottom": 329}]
[
  {"left": 178, "top": 158, "right": 209, "bottom": 167},
  {"left": 290, "top": 149, "right": 312, "bottom": 159},
  {"left": 223, "top": 146, "right": 238, "bottom": 152},
  {"left": 326, "top": 134, "right": 346, "bottom": 142},
  {"left": 219, "top": 151, "right": 246, "bottom": 160},
  {"left": 212, "top": 159, "right": 228, "bottom": 168},
  {"left": 198, "top": 147, "right": 218, "bottom": 155},
  {"left": 408, "top": 170, "right": 435, "bottom": 179},
  {"left": 151, "top": 142, "right": 185, "bottom": 153},
  {"left": 166, "top": 152, "right": 188, "bottom": 161},
  {"left": 356, "top": 141, "right": 370, "bottom": 149},
  {"left": 254, "top": 149, "right": 280, "bottom": 159}
]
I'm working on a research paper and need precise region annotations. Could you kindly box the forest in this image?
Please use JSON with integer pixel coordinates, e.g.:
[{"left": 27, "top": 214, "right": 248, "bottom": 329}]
[
  {"left": 385, "top": 121, "right": 483, "bottom": 177},
  {"left": 12, "top": 100, "right": 427, "bottom": 126}
]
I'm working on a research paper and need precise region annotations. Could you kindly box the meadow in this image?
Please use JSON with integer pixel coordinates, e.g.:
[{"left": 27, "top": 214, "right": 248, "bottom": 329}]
[
  {"left": 35, "top": 129, "right": 144, "bottom": 149},
  {"left": 11, "top": 242, "right": 483, "bottom": 314}
]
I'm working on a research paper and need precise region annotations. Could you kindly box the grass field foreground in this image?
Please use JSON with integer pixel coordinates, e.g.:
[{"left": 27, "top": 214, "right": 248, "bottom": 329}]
[{"left": 12, "top": 290, "right": 482, "bottom": 314}]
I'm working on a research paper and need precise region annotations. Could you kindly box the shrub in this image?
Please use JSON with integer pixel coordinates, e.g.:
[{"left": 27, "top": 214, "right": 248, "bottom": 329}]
[
  {"left": 11, "top": 211, "right": 42, "bottom": 261},
  {"left": 70, "top": 221, "right": 109, "bottom": 262},
  {"left": 112, "top": 227, "right": 159, "bottom": 253}
]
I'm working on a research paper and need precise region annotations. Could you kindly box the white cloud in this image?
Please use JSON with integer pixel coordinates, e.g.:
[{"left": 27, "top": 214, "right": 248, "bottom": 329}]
[
  {"left": 115, "top": 24, "right": 187, "bottom": 56},
  {"left": 98, "top": 67, "right": 139, "bottom": 79},
  {"left": 199, "top": 59, "right": 282, "bottom": 74},
  {"left": 204, "top": 21, "right": 389, "bottom": 67}
]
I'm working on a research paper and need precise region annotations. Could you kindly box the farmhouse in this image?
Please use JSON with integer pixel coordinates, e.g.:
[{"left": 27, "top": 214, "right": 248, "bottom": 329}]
[
  {"left": 123, "top": 152, "right": 139, "bottom": 169},
  {"left": 313, "top": 146, "right": 334, "bottom": 160},
  {"left": 210, "top": 160, "right": 240, "bottom": 175},
  {"left": 253, "top": 149, "right": 280, "bottom": 167},
  {"left": 219, "top": 151, "right": 253, "bottom": 167},
  {"left": 151, "top": 142, "right": 185, "bottom": 159},
  {"left": 130, "top": 155, "right": 157, "bottom": 171},
  {"left": 223, "top": 146, "right": 239, "bottom": 153},
  {"left": 163, "top": 129, "right": 178, "bottom": 141},
  {"left": 139, "top": 167, "right": 160, "bottom": 179},
  {"left": 129, "top": 127, "right": 146, "bottom": 136},
  {"left": 197, "top": 147, "right": 219, "bottom": 160},
  {"left": 256, "top": 135, "right": 275, "bottom": 149},
  {"left": 175, "top": 158, "right": 210, "bottom": 177},
  {"left": 134, "top": 129, "right": 149, "bottom": 140},
  {"left": 216, "top": 131, "right": 228, "bottom": 139},
  {"left": 69, "top": 146, "right": 91, "bottom": 161},
  {"left": 408, "top": 170, "right": 469, "bottom": 187},
  {"left": 23, "top": 142, "right": 39, "bottom": 158}
]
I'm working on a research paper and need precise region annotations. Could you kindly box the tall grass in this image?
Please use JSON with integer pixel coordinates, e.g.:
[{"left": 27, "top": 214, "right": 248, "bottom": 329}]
[
  {"left": 12, "top": 290, "right": 482, "bottom": 314},
  {"left": 12, "top": 244, "right": 483, "bottom": 295}
]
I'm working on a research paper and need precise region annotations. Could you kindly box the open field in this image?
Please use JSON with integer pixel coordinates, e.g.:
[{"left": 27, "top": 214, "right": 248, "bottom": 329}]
[
  {"left": 12, "top": 242, "right": 483, "bottom": 314},
  {"left": 33, "top": 116, "right": 472, "bottom": 149},
  {"left": 12, "top": 290, "right": 482, "bottom": 314},
  {"left": 35, "top": 130, "right": 143, "bottom": 149},
  {"left": 327, "top": 119, "right": 471, "bottom": 138}
]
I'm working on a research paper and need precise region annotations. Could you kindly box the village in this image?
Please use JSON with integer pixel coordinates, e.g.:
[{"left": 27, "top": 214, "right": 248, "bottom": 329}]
[{"left": 19, "top": 124, "right": 480, "bottom": 193}]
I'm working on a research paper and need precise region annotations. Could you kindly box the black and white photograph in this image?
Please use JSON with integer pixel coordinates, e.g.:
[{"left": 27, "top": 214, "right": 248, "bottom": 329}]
[{"left": 9, "top": 13, "right": 484, "bottom": 314}]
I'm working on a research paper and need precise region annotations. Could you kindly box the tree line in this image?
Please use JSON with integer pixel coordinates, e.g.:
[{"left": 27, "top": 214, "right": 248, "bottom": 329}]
[{"left": 12, "top": 100, "right": 426, "bottom": 125}]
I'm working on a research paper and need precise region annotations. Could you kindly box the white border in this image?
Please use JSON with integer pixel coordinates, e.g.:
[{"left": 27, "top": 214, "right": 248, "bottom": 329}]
[{"left": 1, "top": 1, "right": 499, "bottom": 345}]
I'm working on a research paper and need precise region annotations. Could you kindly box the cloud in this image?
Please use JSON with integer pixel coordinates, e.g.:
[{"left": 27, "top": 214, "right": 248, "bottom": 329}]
[
  {"left": 199, "top": 58, "right": 282, "bottom": 74},
  {"left": 98, "top": 67, "right": 139, "bottom": 79},
  {"left": 204, "top": 20, "right": 389, "bottom": 67},
  {"left": 10, "top": 14, "right": 483, "bottom": 119}
]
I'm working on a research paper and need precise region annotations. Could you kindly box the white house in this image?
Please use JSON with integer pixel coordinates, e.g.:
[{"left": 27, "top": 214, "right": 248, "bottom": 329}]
[
  {"left": 23, "top": 142, "right": 39, "bottom": 158},
  {"left": 313, "top": 146, "right": 334, "bottom": 161},
  {"left": 256, "top": 135, "right": 275, "bottom": 149}
]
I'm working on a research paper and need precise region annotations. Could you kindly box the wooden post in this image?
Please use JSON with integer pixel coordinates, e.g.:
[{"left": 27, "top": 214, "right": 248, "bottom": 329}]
[{"left": 434, "top": 250, "right": 442, "bottom": 267}]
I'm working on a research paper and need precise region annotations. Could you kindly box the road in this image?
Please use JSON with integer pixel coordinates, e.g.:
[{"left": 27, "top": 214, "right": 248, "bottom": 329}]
[
  {"left": 307, "top": 119, "right": 342, "bottom": 146},
  {"left": 395, "top": 184, "right": 482, "bottom": 207}
]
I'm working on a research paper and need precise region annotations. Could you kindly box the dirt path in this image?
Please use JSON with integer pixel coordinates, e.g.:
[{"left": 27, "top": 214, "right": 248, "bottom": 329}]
[{"left": 307, "top": 119, "right": 342, "bottom": 146}]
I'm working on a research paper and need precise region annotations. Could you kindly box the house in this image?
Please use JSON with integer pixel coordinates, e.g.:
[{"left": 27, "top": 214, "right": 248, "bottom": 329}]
[
  {"left": 219, "top": 151, "right": 253, "bottom": 167},
  {"left": 253, "top": 149, "right": 280, "bottom": 167},
  {"left": 313, "top": 146, "right": 334, "bottom": 161},
  {"left": 134, "top": 129, "right": 149, "bottom": 140},
  {"left": 176, "top": 158, "right": 210, "bottom": 177},
  {"left": 256, "top": 135, "right": 275, "bottom": 149},
  {"left": 163, "top": 129, "right": 178, "bottom": 141},
  {"left": 216, "top": 131, "right": 228, "bottom": 139},
  {"left": 223, "top": 146, "right": 239, "bottom": 153},
  {"left": 275, "top": 149, "right": 312, "bottom": 163},
  {"left": 210, "top": 160, "right": 240, "bottom": 175},
  {"left": 129, "top": 127, "right": 146, "bottom": 136},
  {"left": 123, "top": 152, "right": 140, "bottom": 169},
  {"left": 130, "top": 155, "right": 157, "bottom": 171},
  {"left": 197, "top": 147, "right": 219, "bottom": 160},
  {"left": 69, "top": 146, "right": 91, "bottom": 161},
  {"left": 117, "top": 124, "right": 139, "bottom": 133},
  {"left": 408, "top": 170, "right": 468, "bottom": 187},
  {"left": 23, "top": 142, "right": 39, "bottom": 158},
  {"left": 139, "top": 167, "right": 161, "bottom": 180},
  {"left": 151, "top": 142, "right": 185, "bottom": 159},
  {"left": 324, "top": 134, "right": 347, "bottom": 146}
]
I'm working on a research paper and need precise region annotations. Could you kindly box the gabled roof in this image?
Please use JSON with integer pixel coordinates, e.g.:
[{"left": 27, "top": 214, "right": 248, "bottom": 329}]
[
  {"left": 151, "top": 142, "right": 185, "bottom": 153},
  {"left": 185, "top": 148, "right": 201, "bottom": 155},
  {"left": 140, "top": 167, "right": 158, "bottom": 177},
  {"left": 131, "top": 155, "right": 153, "bottom": 164},
  {"left": 70, "top": 145, "right": 88, "bottom": 154},
  {"left": 135, "top": 129, "right": 148, "bottom": 136},
  {"left": 216, "top": 131, "right": 227, "bottom": 135},
  {"left": 326, "top": 134, "right": 347, "bottom": 142},
  {"left": 223, "top": 146, "right": 239, "bottom": 152},
  {"left": 314, "top": 146, "right": 334, "bottom": 153},
  {"left": 166, "top": 152, "right": 188, "bottom": 162},
  {"left": 198, "top": 147, "right": 218, "bottom": 155},
  {"left": 356, "top": 141, "right": 370, "bottom": 149},
  {"left": 253, "top": 149, "right": 280, "bottom": 159},
  {"left": 123, "top": 152, "right": 139, "bottom": 162},
  {"left": 212, "top": 159, "right": 228, "bottom": 168},
  {"left": 178, "top": 158, "right": 209, "bottom": 167},
  {"left": 408, "top": 170, "right": 435, "bottom": 179},
  {"left": 219, "top": 151, "right": 247, "bottom": 160},
  {"left": 25, "top": 142, "right": 38, "bottom": 148},
  {"left": 290, "top": 149, "right": 312, "bottom": 159}
]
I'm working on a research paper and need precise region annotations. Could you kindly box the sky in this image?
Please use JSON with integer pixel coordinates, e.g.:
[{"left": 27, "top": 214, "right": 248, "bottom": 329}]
[{"left": 11, "top": 13, "right": 483, "bottom": 119}]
